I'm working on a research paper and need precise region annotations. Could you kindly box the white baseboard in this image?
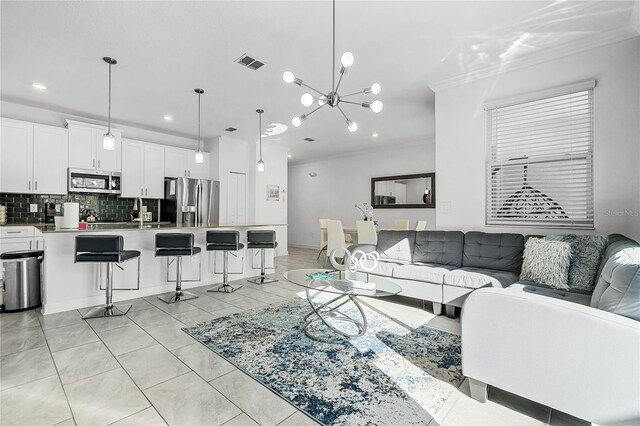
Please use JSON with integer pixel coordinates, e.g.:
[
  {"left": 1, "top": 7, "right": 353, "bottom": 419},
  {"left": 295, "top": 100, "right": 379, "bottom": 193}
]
[{"left": 288, "top": 243, "right": 318, "bottom": 250}]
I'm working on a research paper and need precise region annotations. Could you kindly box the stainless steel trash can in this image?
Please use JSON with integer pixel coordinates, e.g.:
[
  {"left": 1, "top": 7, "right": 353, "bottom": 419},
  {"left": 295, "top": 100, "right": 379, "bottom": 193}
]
[{"left": 0, "top": 250, "right": 44, "bottom": 312}]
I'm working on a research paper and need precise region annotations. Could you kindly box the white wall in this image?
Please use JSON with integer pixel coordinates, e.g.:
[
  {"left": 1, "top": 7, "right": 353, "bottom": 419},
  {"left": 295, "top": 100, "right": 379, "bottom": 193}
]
[
  {"left": 288, "top": 139, "right": 436, "bottom": 248},
  {"left": 255, "top": 142, "right": 289, "bottom": 254},
  {"left": 434, "top": 37, "right": 640, "bottom": 241}
]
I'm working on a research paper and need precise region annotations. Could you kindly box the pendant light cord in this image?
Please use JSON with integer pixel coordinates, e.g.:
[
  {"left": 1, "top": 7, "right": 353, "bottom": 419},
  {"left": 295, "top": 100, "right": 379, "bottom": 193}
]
[
  {"left": 107, "top": 62, "right": 112, "bottom": 134},
  {"left": 258, "top": 111, "right": 263, "bottom": 161},
  {"left": 332, "top": 0, "right": 336, "bottom": 93},
  {"left": 197, "top": 92, "right": 201, "bottom": 152}
]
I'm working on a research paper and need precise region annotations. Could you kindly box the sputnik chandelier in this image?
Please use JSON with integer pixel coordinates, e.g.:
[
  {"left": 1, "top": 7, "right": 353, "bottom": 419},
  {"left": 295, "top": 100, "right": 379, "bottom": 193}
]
[{"left": 282, "top": 0, "right": 383, "bottom": 133}]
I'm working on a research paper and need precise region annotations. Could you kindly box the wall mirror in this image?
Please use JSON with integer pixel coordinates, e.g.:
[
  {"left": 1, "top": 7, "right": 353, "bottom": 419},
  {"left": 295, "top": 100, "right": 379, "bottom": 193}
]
[{"left": 371, "top": 173, "right": 435, "bottom": 208}]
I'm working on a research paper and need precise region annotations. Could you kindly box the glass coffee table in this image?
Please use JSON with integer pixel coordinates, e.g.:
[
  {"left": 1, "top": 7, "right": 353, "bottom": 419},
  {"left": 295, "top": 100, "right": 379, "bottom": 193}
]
[{"left": 284, "top": 269, "right": 402, "bottom": 343}]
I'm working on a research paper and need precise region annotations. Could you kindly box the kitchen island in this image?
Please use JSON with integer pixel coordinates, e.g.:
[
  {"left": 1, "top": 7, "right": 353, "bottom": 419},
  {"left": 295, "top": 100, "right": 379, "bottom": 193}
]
[{"left": 36, "top": 223, "right": 287, "bottom": 314}]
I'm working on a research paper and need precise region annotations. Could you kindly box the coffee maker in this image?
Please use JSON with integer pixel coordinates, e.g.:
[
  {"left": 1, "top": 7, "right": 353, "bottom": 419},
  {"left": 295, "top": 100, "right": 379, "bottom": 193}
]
[{"left": 44, "top": 201, "right": 56, "bottom": 223}]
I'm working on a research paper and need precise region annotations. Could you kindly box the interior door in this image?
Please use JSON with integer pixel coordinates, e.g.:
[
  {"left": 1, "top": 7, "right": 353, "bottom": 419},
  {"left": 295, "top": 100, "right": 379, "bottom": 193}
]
[
  {"left": 0, "top": 119, "right": 33, "bottom": 193},
  {"left": 236, "top": 173, "right": 247, "bottom": 224},
  {"left": 227, "top": 172, "right": 238, "bottom": 224},
  {"left": 33, "top": 125, "right": 68, "bottom": 195}
]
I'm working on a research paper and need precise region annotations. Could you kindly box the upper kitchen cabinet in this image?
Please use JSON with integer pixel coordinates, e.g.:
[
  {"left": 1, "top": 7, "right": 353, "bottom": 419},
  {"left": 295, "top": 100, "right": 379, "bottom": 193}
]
[
  {"left": 121, "top": 139, "right": 165, "bottom": 198},
  {"left": 164, "top": 146, "right": 210, "bottom": 179},
  {"left": 0, "top": 118, "right": 68, "bottom": 194},
  {"left": 66, "top": 120, "right": 121, "bottom": 172}
]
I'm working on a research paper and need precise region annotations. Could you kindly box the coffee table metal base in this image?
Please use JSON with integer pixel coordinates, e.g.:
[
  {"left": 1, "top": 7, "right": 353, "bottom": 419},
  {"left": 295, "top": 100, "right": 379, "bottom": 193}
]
[{"left": 303, "top": 288, "right": 367, "bottom": 343}]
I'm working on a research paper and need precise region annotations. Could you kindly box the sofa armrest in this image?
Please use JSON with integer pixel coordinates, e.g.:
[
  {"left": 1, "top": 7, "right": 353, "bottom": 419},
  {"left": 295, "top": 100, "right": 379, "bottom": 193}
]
[{"left": 461, "top": 287, "right": 640, "bottom": 425}]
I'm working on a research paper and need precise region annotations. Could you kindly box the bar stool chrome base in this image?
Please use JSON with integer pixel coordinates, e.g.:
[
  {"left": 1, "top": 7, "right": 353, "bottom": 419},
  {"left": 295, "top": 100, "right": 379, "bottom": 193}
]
[
  {"left": 207, "top": 282, "right": 242, "bottom": 293},
  {"left": 157, "top": 290, "right": 198, "bottom": 304},
  {"left": 82, "top": 303, "right": 132, "bottom": 319},
  {"left": 247, "top": 275, "right": 278, "bottom": 285}
]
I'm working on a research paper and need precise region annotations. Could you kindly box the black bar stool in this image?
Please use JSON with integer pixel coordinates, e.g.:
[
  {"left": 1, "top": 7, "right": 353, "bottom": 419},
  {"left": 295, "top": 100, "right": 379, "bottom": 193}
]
[
  {"left": 155, "top": 233, "right": 200, "bottom": 303},
  {"left": 247, "top": 230, "right": 278, "bottom": 284},
  {"left": 75, "top": 235, "right": 141, "bottom": 319},
  {"left": 206, "top": 230, "right": 244, "bottom": 293}
]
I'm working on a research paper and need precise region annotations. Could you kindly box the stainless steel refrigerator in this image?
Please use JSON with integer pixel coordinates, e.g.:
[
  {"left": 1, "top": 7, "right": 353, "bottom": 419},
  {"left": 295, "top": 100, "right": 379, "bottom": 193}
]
[{"left": 160, "top": 178, "right": 220, "bottom": 227}]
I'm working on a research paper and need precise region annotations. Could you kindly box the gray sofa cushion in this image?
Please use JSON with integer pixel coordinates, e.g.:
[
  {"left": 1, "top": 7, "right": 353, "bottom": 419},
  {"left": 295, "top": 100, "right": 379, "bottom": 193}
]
[
  {"left": 590, "top": 236, "right": 640, "bottom": 321},
  {"left": 413, "top": 231, "right": 464, "bottom": 267},
  {"left": 392, "top": 263, "right": 456, "bottom": 284},
  {"left": 376, "top": 231, "right": 416, "bottom": 263},
  {"left": 462, "top": 231, "right": 525, "bottom": 274},
  {"left": 444, "top": 267, "right": 520, "bottom": 289}
]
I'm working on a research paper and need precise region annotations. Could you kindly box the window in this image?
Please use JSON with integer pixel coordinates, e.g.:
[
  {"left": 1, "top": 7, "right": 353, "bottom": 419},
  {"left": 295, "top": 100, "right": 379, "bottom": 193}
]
[{"left": 485, "top": 80, "right": 595, "bottom": 229}]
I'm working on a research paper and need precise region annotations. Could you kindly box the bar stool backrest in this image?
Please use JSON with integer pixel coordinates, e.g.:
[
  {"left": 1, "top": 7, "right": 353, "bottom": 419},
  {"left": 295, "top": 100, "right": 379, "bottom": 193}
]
[
  {"left": 207, "top": 230, "right": 239, "bottom": 244},
  {"left": 156, "top": 233, "right": 194, "bottom": 250},
  {"left": 75, "top": 235, "right": 123, "bottom": 256},
  {"left": 247, "top": 230, "right": 276, "bottom": 244}
]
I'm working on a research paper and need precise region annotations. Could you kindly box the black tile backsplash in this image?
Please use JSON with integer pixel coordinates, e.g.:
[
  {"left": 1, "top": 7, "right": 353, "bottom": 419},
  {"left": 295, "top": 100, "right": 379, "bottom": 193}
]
[{"left": 0, "top": 193, "right": 160, "bottom": 224}]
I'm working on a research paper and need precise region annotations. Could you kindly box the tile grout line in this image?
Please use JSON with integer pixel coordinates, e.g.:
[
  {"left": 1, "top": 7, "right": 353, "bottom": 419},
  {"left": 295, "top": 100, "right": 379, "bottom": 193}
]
[{"left": 39, "top": 316, "right": 78, "bottom": 426}]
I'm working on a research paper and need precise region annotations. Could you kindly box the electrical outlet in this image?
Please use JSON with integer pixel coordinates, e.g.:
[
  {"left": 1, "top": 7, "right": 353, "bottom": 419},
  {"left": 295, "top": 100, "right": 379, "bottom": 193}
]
[{"left": 30, "top": 204, "right": 38, "bottom": 213}]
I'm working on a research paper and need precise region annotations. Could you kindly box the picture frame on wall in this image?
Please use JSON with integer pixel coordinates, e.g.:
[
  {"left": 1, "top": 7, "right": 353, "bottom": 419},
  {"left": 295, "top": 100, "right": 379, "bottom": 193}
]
[{"left": 266, "top": 184, "right": 280, "bottom": 201}]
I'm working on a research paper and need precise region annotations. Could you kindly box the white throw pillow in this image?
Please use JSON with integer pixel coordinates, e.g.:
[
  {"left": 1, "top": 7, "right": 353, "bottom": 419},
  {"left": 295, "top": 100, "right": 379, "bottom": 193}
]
[{"left": 520, "top": 238, "right": 572, "bottom": 290}]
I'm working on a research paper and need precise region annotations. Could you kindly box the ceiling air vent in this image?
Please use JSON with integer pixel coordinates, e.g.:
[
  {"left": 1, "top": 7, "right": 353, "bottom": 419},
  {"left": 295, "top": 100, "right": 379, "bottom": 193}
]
[
  {"left": 225, "top": 127, "right": 237, "bottom": 132},
  {"left": 235, "top": 54, "right": 265, "bottom": 70},
  {"left": 303, "top": 137, "right": 315, "bottom": 142}
]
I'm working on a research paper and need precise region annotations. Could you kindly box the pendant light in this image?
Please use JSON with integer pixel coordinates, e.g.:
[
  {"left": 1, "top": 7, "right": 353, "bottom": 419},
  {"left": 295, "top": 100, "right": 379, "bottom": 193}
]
[
  {"left": 282, "top": 0, "right": 382, "bottom": 133},
  {"left": 194, "top": 88, "right": 204, "bottom": 164},
  {"left": 257, "top": 109, "right": 265, "bottom": 172},
  {"left": 102, "top": 57, "right": 117, "bottom": 150}
]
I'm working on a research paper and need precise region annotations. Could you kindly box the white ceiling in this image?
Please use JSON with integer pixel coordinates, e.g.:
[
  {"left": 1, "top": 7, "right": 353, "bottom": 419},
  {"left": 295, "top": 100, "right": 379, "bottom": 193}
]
[{"left": 1, "top": 1, "right": 636, "bottom": 163}]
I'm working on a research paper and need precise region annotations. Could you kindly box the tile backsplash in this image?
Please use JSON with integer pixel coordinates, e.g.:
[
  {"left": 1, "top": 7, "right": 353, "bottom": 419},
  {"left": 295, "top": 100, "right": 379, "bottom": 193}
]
[{"left": 0, "top": 193, "right": 160, "bottom": 224}]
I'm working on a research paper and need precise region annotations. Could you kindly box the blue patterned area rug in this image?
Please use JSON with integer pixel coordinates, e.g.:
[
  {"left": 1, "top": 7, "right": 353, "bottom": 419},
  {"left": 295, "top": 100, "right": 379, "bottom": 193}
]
[{"left": 183, "top": 298, "right": 462, "bottom": 425}]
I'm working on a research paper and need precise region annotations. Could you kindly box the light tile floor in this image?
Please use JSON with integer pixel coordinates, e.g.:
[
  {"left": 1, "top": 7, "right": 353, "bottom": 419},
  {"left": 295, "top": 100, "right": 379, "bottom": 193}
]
[{"left": 0, "top": 247, "right": 589, "bottom": 426}]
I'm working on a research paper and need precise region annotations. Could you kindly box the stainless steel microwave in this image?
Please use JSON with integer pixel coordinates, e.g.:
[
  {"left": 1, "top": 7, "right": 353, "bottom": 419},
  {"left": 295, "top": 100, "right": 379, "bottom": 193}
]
[{"left": 68, "top": 169, "right": 121, "bottom": 195}]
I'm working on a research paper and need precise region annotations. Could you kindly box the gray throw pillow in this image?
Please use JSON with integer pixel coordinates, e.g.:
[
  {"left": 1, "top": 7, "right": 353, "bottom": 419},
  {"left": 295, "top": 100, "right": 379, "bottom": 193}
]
[
  {"left": 545, "top": 234, "right": 608, "bottom": 292},
  {"left": 520, "top": 238, "right": 572, "bottom": 290}
]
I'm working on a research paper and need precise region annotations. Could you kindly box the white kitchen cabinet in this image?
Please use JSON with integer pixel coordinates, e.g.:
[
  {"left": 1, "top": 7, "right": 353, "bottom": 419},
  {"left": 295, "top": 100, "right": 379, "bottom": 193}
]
[
  {"left": 164, "top": 146, "right": 210, "bottom": 179},
  {"left": 33, "top": 126, "right": 68, "bottom": 195},
  {"left": 144, "top": 144, "right": 165, "bottom": 198},
  {"left": 121, "top": 139, "right": 166, "bottom": 199},
  {"left": 164, "top": 147, "right": 189, "bottom": 178},
  {"left": 67, "top": 120, "right": 121, "bottom": 172},
  {"left": 0, "top": 227, "right": 43, "bottom": 255},
  {"left": 121, "top": 140, "right": 144, "bottom": 197},
  {"left": 0, "top": 119, "right": 33, "bottom": 193},
  {"left": 0, "top": 118, "right": 68, "bottom": 195}
]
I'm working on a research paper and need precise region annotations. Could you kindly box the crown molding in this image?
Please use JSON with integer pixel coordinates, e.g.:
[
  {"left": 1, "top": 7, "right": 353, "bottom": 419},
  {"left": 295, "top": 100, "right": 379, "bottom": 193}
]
[{"left": 428, "top": 26, "right": 640, "bottom": 93}]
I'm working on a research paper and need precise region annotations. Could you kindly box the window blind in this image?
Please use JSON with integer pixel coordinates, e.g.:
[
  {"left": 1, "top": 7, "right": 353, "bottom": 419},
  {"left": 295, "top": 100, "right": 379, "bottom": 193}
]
[{"left": 485, "top": 82, "right": 595, "bottom": 228}]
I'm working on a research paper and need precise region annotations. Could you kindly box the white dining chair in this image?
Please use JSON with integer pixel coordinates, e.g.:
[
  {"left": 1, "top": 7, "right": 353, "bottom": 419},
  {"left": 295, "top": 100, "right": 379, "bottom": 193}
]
[
  {"left": 356, "top": 220, "right": 377, "bottom": 245},
  {"left": 415, "top": 220, "right": 428, "bottom": 231},
  {"left": 317, "top": 219, "right": 329, "bottom": 260},
  {"left": 393, "top": 219, "right": 410, "bottom": 230},
  {"left": 326, "top": 219, "right": 349, "bottom": 264}
]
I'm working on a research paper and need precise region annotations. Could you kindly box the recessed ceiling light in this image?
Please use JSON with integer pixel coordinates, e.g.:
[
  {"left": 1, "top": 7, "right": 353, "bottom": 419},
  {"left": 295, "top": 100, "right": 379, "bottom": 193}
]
[
  {"left": 32, "top": 83, "right": 47, "bottom": 90},
  {"left": 371, "top": 132, "right": 379, "bottom": 137},
  {"left": 163, "top": 115, "right": 173, "bottom": 121},
  {"left": 288, "top": 154, "right": 292, "bottom": 158}
]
